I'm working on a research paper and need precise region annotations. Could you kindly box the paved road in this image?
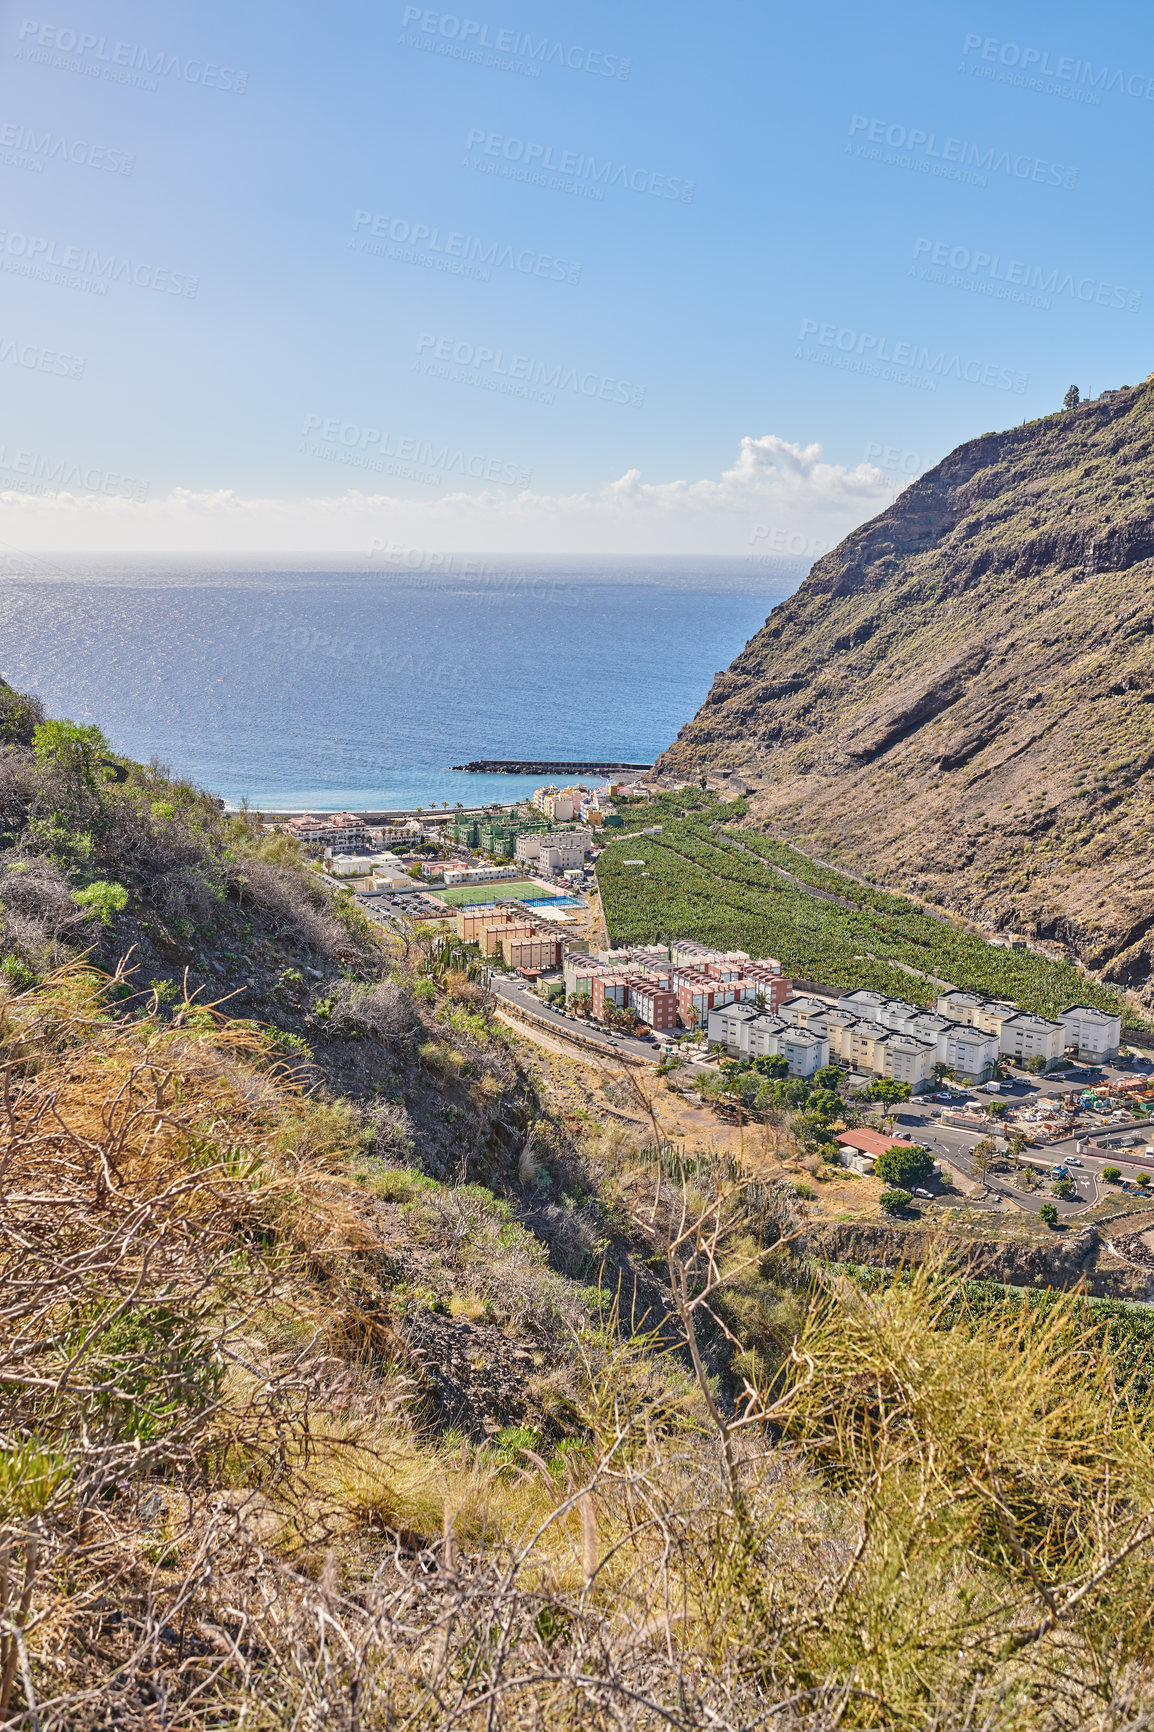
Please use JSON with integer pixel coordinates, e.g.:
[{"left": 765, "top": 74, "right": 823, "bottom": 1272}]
[
  {"left": 489, "top": 975, "right": 660, "bottom": 1064},
  {"left": 888, "top": 1104, "right": 1154, "bottom": 1218}
]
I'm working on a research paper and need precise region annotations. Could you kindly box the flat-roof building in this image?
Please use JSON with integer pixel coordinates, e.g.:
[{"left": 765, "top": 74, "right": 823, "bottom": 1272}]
[
  {"left": 1058, "top": 1006, "right": 1122, "bottom": 1061},
  {"left": 999, "top": 1013, "right": 1065, "bottom": 1065}
]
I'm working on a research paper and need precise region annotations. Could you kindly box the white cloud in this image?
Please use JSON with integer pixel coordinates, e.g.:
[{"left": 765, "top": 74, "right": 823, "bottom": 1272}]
[{"left": 0, "top": 435, "right": 895, "bottom": 554}]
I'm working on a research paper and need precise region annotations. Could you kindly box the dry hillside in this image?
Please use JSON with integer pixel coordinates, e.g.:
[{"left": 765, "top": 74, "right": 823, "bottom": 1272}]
[{"left": 656, "top": 378, "right": 1154, "bottom": 996}]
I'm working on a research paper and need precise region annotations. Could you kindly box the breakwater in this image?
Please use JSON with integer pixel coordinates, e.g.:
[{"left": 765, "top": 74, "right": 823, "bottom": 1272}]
[{"left": 452, "top": 759, "right": 652, "bottom": 775}]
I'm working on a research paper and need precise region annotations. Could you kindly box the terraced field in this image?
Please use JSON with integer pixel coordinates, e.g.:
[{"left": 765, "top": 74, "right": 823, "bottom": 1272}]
[{"left": 597, "top": 801, "right": 1132, "bottom": 1022}]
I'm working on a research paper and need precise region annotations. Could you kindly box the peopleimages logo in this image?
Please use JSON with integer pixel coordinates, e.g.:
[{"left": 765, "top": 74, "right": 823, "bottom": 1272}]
[
  {"left": 464, "top": 129, "right": 694, "bottom": 201},
  {"left": 864, "top": 443, "right": 923, "bottom": 475},
  {"left": 301, "top": 415, "right": 532, "bottom": 489},
  {"left": 911, "top": 239, "right": 1141, "bottom": 313},
  {"left": 399, "top": 8, "right": 629, "bottom": 78},
  {"left": 0, "top": 332, "right": 84, "bottom": 379},
  {"left": 351, "top": 211, "right": 581, "bottom": 284},
  {"left": 0, "top": 120, "right": 134, "bottom": 173},
  {"left": 847, "top": 114, "right": 1078, "bottom": 190},
  {"left": 797, "top": 320, "right": 1028, "bottom": 393},
  {"left": 367, "top": 542, "right": 580, "bottom": 607},
  {"left": 413, "top": 333, "right": 645, "bottom": 408},
  {"left": 254, "top": 619, "right": 479, "bottom": 690},
  {"left": 15, "top": 20, "right": 247, "bottom": 91},
  {"left": 0, "top": 231, "right": 197, "bottom": 297},
  {"left": 0, "top": 445, "right": 147, "bottom": 500},
  {"left": 747, "top": 525, "right": 831, "bottom": 565},
  {"left": 961, "top": 34, "right": 1154, "bottom": 101}
]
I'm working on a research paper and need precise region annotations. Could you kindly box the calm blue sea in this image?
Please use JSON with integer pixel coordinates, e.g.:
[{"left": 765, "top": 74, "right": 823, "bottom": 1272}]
[{"left": 0, "top": 555, "right": 803, "bottom": 810}]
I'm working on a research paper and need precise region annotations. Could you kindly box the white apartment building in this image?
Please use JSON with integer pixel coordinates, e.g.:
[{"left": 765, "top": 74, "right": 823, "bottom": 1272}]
[
  {"left": 937, "top": 1022, "right": 999, "bottom": 1080},
  {"left": 327, "top": 849, "right": 407, "bottom": 880},
  {"left": 287, "top": 812, "right": 371, "bottom": 850},
  {"left": 531, "top": 786, "right": 580, "bottom": 822},
  {"left": 706, "top": 1004, "right": 829, "bottom": 1076},
  {"left": 998, "top": 1013, "right": 1065, "bottom": 1066},
  {"left": 778, "top": 995, "right": 829, "bottom": 1029},
  {"left": 840, "top": 990, "right": 999, "bottom": 1080},
  {"left": 934, "top": 990, "right": 1065, "bottom": 1067},
  {"left": 442, "top": 864, "right": 519, "bottom": 886},
  {"left": 515, "top": 830, "right": 591, "bottom": 872},
  {"left": 708, "top": 1002, "right": 760, "bottom": 1049},
  {"left": 883, "top": 1035, "right": 938, "bottom": 1086},
  {"left": 935, "top": 989, "right": 988, "bottom": 1026},
  {"left": 838, "top": 989, "right": 891, "bottom": 1021},
  {"left": 1059, "top": 1005, "right": 1122, "bottom": 1061}
]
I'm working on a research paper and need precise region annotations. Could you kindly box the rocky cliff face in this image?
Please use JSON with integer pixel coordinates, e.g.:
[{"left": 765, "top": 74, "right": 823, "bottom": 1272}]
[{"left": 657, "top": 379, "right": 1154, "bottom": 994}]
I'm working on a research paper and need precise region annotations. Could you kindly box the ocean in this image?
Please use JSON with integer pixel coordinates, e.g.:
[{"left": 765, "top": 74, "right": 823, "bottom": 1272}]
[{"left": 0, "top": 554, "right": 803, "bottom": 810}]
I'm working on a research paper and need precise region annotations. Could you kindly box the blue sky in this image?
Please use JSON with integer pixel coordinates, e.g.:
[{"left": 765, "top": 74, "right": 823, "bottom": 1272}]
[{"left": 0, "top": 0, "right": 1151, "bottom": 553}]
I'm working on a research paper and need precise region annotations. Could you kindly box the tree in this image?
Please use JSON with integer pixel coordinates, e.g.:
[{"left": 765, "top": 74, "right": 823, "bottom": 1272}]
[
  {"left": 986, "top": 1100, "right": 1009, "bottom": 1119},
  {"left": 932, "top": 1062, "right": 956, "bottom": 1083},
  {"left": 807, "top": 1088, "right": 845, "bottom": 1123},
  {"left": 972, "top": 1137, "right": 996, "bottom": 1186},
  {"left": 879, "top": 1189, "right": 913, "bottom": 1213},
  {"left": 605, "top": 1002, "right": 640, "bottom": 1035},
  {"left": 1063, "top": 385, "right": 1080, "bottom": 410},
  {"left": 1039, "top": 1202, "right": 1059, "bottom": 1226},
  {"left": 1102, "top": 1166, "right": 1122, "bottom": 1183},
  {"left": 33, "top": 719, "right": 112, "bottom": 793},
  {"left": 874, "top": 1142, "right": 934, "bottom": 1190},
  {"left": 813, "top": 1064, "right": 844, "bottom": 1093},
  {"left": 865, "top": 1079, "right": 912, "bottom": 1113},
  {"left": 568, "top": 993, "right": 593, "bottom": 1019},
  {"left": 1137, "top": 1172, "right": 1150, "bottom": 1189},
  {"left": 752, "top": 1052, "right": 789, "bottom": 1079},
  {"left": 1026, "top": 1055, "right": 1048, "bottom": 1074},
  {"left": 1051, "top": 1179, "right": 1075, "bottom": 1199}
]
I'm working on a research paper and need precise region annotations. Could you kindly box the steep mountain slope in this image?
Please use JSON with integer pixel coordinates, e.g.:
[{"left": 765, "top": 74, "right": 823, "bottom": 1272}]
[{"left": 656, "top": 377, "right": 1154, "bottom": 994}]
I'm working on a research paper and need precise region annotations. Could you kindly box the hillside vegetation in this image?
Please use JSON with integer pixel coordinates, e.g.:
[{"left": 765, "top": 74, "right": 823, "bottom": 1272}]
[
  {"left": 5, "top": 691, "right": 1154, "bottom": 1726},
  {"left": 599, "top": 791, "right": 1130, "bottom": 1019},
  {"left": 655, "top": 378, "right": 1154, "bottom": 1000}
]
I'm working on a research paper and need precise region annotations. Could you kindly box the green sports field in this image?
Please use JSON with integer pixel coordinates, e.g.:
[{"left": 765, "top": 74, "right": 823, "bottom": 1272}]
[{"left": 431, "top": 879, "right": 554, "bottom": 906}]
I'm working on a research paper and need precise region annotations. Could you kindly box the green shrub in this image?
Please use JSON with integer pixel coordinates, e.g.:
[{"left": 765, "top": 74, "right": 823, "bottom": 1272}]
[
  {"left": 71, "top": 880, "right": 129, "bottom": 925},
  {"left": 1039, "top": 1202, "right": 1059, "bottom": 1226},
  {"left": 33, "top": 718, "right": 110, "bottom": 791},
  {"left": 1, "top": 955, "right": 35, "bottom": 991},
  {"left": 879, "top": 1189, "right": 913, "bottom": 1213},
  {"left": 1102, "top": 1166, "right": 1122, "bottom": 1183}
]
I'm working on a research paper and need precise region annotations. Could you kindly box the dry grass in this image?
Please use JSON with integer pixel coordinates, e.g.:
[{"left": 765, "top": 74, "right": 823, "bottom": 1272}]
[{"left": 0, "top": 965, "right": 1152, "bottom": 1727}]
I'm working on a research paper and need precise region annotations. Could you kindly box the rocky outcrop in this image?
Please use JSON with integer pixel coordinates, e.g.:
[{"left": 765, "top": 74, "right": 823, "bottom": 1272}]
[
  {"left": 656, "top": 379, "right": 1154, "bottom": 996},
  {"left": 806, "top": 1217, "right": 1154, "bottom": 1302}
]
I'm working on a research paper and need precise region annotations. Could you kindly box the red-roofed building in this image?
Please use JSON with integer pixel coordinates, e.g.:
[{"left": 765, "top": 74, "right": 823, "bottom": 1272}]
[{"left": 834, "top": 1129, "right": 919, "bottom": 1176}]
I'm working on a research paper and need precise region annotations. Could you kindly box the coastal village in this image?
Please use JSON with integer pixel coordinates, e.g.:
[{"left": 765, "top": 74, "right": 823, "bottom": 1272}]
[
  {"left": 268, "top": 781, "right": 1122, "bottom": 1075},
  {"left": 265, "top": 783, "right": 1153, "bottom": 1205}
]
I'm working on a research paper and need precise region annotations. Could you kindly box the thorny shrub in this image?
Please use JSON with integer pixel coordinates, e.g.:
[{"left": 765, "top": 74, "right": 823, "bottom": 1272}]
[{"left": 0, "top": 967, "right": 1152, "bottom": 1727}]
